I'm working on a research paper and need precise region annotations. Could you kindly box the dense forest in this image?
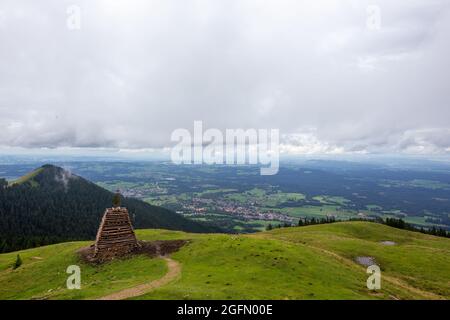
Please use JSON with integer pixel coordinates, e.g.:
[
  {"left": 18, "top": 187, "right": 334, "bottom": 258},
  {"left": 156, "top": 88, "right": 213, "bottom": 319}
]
[{"left": 0, "top": 165, "right": 216, "bottom": 253}]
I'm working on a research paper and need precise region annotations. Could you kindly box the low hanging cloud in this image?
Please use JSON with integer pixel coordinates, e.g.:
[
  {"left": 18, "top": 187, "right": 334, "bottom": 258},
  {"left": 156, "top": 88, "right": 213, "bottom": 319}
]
[
  {"left": 54, "top": 167, "right": 77, "bottom": 192},
  {"left": 0, "top": 0, "right": 449, "bottom": 155}
]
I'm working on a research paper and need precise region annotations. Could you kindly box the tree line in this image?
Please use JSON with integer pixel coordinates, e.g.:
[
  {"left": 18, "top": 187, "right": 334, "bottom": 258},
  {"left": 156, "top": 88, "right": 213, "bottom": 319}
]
[{"left": 266, "top": 215, "right": 450, "bottom": 239}]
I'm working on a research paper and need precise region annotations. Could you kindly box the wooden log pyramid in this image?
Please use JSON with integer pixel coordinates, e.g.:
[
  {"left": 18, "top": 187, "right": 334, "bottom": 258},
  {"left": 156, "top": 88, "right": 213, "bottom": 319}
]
[{"left": 94, "top": 191, "right": 139, "bottom": 260}]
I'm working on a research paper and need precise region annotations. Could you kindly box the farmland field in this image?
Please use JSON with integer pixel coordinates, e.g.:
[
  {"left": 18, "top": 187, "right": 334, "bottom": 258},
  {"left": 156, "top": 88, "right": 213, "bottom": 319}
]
[{"left": 1, "top": 157, "right": 450, "bottom": 232}]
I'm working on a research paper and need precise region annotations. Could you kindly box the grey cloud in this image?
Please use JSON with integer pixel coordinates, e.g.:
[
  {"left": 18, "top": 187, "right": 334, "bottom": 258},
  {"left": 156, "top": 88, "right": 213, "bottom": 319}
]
[{"left": 0, "top": 0, "right": 449, "bottom": 154}]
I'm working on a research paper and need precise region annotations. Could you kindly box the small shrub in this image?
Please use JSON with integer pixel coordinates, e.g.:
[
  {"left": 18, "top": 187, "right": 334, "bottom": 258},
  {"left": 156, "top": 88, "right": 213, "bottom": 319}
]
[{"left": 13, "top": 254, "right": 22, "bottom": 269}]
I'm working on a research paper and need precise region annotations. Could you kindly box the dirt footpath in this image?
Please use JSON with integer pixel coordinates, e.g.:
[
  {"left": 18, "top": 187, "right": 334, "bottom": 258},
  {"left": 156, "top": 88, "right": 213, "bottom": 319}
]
[{"left": 97, "top": 257, "right": 181, "bottom": 300}]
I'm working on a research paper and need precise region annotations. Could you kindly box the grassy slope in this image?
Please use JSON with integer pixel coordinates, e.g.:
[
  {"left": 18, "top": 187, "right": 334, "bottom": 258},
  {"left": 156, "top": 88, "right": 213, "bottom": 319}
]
[
  {"left": 259, "top": 222, "right": 450, "bottom": 298},
  {"left": 0, "top": 222, "right": 449, "bottom": 300},
  {"left": 8, "top": 167, "right": 43, "bottom": 187},
  {"left": 0, "top": 242, "right": 167, "bottom": 299}
]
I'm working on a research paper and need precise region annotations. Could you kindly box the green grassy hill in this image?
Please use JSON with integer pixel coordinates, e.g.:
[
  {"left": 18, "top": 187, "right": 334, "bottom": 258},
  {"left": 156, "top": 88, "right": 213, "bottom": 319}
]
[{"left": 0, "top": 222, "right": 449, "bottom": 300}]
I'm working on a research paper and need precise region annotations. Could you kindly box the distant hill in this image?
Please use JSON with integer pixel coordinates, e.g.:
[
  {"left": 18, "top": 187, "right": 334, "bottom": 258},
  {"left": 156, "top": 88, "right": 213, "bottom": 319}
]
[
  {"left": 0, "top": 222, "right": 449, "bottom": 300},
  {"left": 0, "top": 164, "right": 217, "bottom": 253}
]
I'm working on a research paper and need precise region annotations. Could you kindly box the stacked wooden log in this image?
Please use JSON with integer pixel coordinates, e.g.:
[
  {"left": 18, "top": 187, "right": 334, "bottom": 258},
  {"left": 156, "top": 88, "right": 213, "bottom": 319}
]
[{"left": 93, "top": 207, "right": 138, "bottom": 260}]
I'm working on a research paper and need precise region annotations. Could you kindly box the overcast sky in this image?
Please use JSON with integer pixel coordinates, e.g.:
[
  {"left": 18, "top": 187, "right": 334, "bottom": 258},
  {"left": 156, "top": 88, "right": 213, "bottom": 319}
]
[{"left": 0, "top": 0, "right": 449, "bottom": 155}]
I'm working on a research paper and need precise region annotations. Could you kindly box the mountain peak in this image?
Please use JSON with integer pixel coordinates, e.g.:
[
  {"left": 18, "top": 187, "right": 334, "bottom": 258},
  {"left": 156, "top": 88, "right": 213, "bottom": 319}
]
[
  {"left": 41, "top": 164, "right": 59, "bottom": 169},
  {"left": 11, "top": 164, "right": 75, "bottom": 188}
]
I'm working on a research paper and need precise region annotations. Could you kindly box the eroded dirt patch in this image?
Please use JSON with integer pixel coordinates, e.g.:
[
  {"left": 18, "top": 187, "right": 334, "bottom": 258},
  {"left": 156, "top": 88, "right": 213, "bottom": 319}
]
[
  {"left": 135, "top": 240, "right": 188, "bottom": 257},
  {"left": 78, "top": 240, "right": 189, "bottom": 265}
]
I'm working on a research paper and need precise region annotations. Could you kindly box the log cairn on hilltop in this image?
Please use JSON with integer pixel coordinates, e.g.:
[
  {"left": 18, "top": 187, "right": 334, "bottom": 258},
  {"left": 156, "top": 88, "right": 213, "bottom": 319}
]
[
  {"left": 79, "top": 190, "right": 188, "bottom": 264},
  {"left": 91, "top": 191, "right": 139, "bottom": 262},
  {"left": 94, "top": 207, "right": 139, "bottom": 260}
]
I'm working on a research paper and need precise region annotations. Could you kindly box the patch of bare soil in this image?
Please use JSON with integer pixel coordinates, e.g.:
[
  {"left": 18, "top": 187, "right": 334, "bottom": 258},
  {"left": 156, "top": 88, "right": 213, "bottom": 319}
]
[
  {"left": 78, "top": 240, "right": 188, "bottom": 265},
  {"left": 135, "top": 240, "right": 188, "bottom": 257}
]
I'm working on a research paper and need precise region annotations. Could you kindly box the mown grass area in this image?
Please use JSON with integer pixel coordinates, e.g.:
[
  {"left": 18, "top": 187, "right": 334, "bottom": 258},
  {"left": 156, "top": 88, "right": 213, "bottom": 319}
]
[
  {"left": 195, "top": 188, "right": 238, "bottom": 196},
  {"left": 135, "top": 223, "right": 449, "bottom": 300},
  {"left": 0, "top": 241, "right": 166, "bottom": 300},
  {"left": 312, "top": 195, "right": 350, "bottom": 205},
  {"left": 260, "top": 222, "right": 450, "bottom": 298},
  {"left": 135, "top": 232, "right": 398, "bottom": 300},
  {"left": 269, "top": 205, "right": 357, "bottom": 219},
  {"left": 224, "top": 188, "right": 306, "bottom": 207},
  {"left": 1, "top": 222, "right": 449, "bottom": 300}
]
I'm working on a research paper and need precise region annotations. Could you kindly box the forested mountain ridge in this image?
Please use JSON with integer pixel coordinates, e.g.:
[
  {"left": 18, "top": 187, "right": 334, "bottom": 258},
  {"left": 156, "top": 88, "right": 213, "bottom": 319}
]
[{"left": 0, "top": 165, "right": 216, "bottom": 253}]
